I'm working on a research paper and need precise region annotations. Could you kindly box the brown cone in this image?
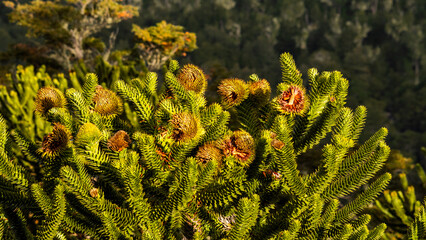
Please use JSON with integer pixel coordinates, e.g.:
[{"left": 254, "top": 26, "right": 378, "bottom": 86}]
[
  {"left": 222, "top": 130, "right": 255, "bottom": 165},
  {"left": 217, "top": 78, "right": 248, "bottom": 108},
  {"left": 35, "top": 87, "right": 66, "bottom": 116},
  {"left": 171, "top": 112, "right": 199, "bottom": 142},
  {"left": 93, "top": 86, "right": 123, "bottom": 116},
  {"left": 41, "top": 123, "right": 71, "bottom": 157},
  {"left": 108, "top": 130, "right": 131, "bottom": 151},
  {"left": 196, "top": 143, "right": 223, "bottom": 165},
  {"left": 277, "top": 85, "right": 307, "bottom": 115},
  {"left": 177, "top": 64, "right": 207, "bottom": 94}
]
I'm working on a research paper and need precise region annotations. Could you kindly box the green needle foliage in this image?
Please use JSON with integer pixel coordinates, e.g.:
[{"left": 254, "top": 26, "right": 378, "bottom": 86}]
[
  {"left": 371, "top": 150, "right": 426, "bottom": 239},
  {"left": 0, "top": 53, "right": 395, "bottom": 239}
]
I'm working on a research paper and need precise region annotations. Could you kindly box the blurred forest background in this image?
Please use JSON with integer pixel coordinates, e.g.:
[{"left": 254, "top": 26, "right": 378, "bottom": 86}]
[{"left": 0, "top": 0, "right": 425, "bottom": 165}]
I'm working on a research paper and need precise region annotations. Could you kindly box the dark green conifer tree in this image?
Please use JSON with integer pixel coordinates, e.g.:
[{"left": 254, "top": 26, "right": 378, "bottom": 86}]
[{"left": 0, "top": 53, "right": 395, "bottom": 239}]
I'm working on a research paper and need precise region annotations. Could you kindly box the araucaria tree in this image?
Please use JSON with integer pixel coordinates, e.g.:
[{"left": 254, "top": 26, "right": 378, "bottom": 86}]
[
  {"left": 4, "top": 0, "right": 138, "bottom": 70},
  {"left": 0, "top": 53, "right": 394, "bottom": 239},
  {"left": 132, "top": 21, "right": 197, "bottom": 71}
]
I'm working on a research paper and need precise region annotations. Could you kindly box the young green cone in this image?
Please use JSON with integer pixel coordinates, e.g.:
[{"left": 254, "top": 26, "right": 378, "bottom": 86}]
[{"left": 75, "top": 122, "right": 102, "bottom": 146}]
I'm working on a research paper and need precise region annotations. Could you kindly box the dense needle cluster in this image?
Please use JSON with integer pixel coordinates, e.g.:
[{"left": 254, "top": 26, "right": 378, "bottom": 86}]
[
  {"left": 0, "top": 53, "right": 402, "bottom": 240},
  {"left": 248, "top": 79, "right": 271, "bottom": 106}
]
